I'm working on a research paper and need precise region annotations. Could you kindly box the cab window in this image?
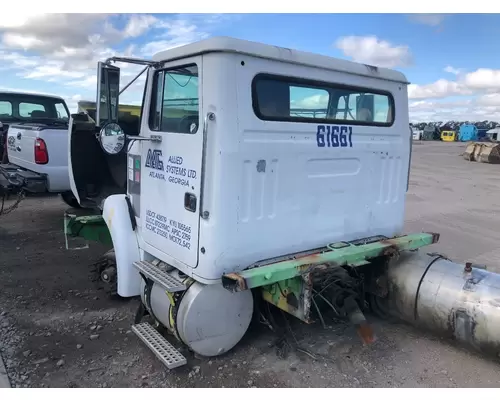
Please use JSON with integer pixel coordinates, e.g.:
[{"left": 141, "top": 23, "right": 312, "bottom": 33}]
[
  {"left": 149, "top": 64, "right": 199, "bottom": 134},
  {"left": 252, "top": 73, "right": 395, "bottom": 126}
]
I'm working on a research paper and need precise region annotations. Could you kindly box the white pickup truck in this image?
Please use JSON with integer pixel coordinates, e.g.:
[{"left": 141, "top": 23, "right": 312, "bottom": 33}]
[{"left": 0, "top": 90, "right": 79, "bottom": 207}]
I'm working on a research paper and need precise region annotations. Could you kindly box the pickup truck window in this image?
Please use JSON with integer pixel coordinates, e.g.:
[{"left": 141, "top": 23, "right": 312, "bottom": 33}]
[
  {"left": 55, "top": 103, "right": 69, "bottom": 121},
  {"left": 20, "top": 102, "right": 46, "bottom": 117},
  {"left": 0, "top": 94, "right": 70, "bottom": 124},
  {"left": 0, "top": 101, "right": 12, "bottom": 117}
]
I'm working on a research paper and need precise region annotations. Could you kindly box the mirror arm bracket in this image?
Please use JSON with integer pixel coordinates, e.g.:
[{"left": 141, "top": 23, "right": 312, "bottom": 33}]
[{"left": 127, "top": 135, "right": 162, "bottom": 143}]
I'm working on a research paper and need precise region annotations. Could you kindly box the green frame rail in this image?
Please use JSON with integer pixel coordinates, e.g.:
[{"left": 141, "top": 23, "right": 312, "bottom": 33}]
[{"left": 222, "top": 232, "right": 439, "bottom": 292}]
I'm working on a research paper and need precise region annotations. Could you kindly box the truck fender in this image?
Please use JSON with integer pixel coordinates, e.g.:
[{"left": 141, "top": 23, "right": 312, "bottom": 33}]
[{"left": 102, "top": 194, "right": 141, "bottom": 297}]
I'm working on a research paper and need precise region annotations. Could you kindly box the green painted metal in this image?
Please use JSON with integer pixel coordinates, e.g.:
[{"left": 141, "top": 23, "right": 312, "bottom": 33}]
[
  {"left": 261, "top": 276, "right": 311, "bottom": 322},
  {"left": 64, "top": 213, "right": 112, "bottom": 245},
  {"left": 222, "top": 232, "right": 439, "bottom": 292}
]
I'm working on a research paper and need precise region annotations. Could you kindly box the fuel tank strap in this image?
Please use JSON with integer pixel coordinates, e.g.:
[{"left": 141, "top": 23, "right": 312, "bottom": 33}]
[
  {"left": 141, "top": 274, "right": 160, "bottom": 324},
  {"left": 413, "top": 253, "right": 448, "bottom": 321}
]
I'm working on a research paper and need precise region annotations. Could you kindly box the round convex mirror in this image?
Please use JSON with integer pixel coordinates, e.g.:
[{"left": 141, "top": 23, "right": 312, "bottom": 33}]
[{"left": 98, "top": 122, "right": 125, "bottom": 155}]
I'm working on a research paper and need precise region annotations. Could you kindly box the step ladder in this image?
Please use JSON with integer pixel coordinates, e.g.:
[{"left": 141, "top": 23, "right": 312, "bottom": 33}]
[
  {"left": 132, "top": 260, "right": 188, "bottom": 369},
  {"left": 131, "top": 322, "right": 187, "bottom": 369},
  {"left": 133, "top": 260, "right": 186, "bottom": 292}
]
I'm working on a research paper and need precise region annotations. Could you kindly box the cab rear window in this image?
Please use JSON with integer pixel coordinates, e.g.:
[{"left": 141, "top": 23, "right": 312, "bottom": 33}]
[{"left": 252, "top": 73, "right": 395, "bottom": 126}]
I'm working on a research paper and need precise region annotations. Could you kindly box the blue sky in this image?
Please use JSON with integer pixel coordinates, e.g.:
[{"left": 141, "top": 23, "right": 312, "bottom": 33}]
[{"left": 1, "top": 13, "right": 499, "bottom": 122}]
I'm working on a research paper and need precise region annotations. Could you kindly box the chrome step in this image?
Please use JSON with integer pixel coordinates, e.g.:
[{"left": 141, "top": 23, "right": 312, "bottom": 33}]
[
  {"left": 131, "top": 322, "right": 187, "bottom": 369},
  {"left": 133, "top": 260, "right": 186, "bottom": 292}
]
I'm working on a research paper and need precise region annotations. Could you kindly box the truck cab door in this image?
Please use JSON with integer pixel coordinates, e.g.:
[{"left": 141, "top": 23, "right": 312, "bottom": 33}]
[{"left": 139, "top": 57, "right": 204, "bottom": 269}]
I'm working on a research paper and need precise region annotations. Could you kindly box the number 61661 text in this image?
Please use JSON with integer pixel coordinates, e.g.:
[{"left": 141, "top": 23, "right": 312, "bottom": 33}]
[{"left": 316, "top": 125, "right": 353, "bottom": 148}]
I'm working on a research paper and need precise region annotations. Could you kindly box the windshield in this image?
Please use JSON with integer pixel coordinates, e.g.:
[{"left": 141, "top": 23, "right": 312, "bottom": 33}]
[{"left": 0, "top": 94, "right": 70, "bottom": 124}]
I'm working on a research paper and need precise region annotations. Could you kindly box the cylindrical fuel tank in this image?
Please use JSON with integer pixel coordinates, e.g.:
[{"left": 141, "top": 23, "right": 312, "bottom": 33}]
[
  {"left": 384, "top": 250, "right": 500, "bottom": 355},
  {"left": 140, "top": 274, "right": 254, "bottom": 358}
]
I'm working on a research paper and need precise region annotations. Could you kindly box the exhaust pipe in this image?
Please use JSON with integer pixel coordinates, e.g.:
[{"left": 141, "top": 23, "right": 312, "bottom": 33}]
[{"left": 381, "top": 250, "right": 500, "bottom": 357}]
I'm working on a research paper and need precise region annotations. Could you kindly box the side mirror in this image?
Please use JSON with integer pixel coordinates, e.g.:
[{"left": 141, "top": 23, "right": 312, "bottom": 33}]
[
  {"left": 96, "top": 61, "right": 120, "bottom": 128},
  {"left": 97, "top": 122, "right": 125, "bottom": 155}
]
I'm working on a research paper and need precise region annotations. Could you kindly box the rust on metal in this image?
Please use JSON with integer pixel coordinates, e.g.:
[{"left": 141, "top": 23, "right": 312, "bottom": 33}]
[
  {"left": 429, "top": 232, "right": 440, "bottom": 243},
  {"left": 356, "top": 322, "right": 376, "bottom": 345},
  {"left": 221, "top": 272, "right": 247, "bottom": 292},
  {"left": 381, "top": 244, "right": 400, "bottom": 258},
  {"left": 222, "top": 232, "right": 440, "bottom": 292},
  {"left": 294, "top": 253, "right": 323, "bottom": 263}
]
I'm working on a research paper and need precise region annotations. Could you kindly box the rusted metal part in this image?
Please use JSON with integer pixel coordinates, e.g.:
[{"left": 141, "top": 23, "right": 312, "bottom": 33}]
[
  {"left": 344, "top": 295, "right": 376, "bottom": 345},
  {"left": 222, "top": 273, "right": 247, "bottom": 292},
  {"left": 222, "top": 232, "right": 439, "bottom": 292},
  {"left": 356, "top": 322, "right": 375, "bottom": 345},
  {"left": 261, "top": 276, "right": 313, "bottom": 323}
]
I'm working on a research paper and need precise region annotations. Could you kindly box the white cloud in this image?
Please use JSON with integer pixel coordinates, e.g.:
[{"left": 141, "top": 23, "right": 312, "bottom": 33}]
[
  {"left": 409, "top": 68, "right": 500, "bottom": 101},
  {"left": 291, "top": 94, "right": 329, "bottom": 109},
  {"left": 409, "top": 97, "right": 500, "bottom": 123},
  {"left": 408, "top": 79, "right": 472, "bottom": 100},
  {"left": 0, "top": 13, "right": 49, "bottom": 29},
  {"left": 0, "top": 13, "right": 233, "bottom": 113},
  {"left": 408, "top": 14, "right": 448, "bottom": 27},
  {"left": 123, "top": 15, "right": 158, "bottom": 38},
  {"left": 140, "top": 18, "right": 212, "bottom": 56},
  {"left": 444, "top": 65, "right": 460, "bottom": 75},
  {"left": 335, "top": 35, "right": 412, "bottom": 68},
  {"left": 463, "top": 68, "right": 500, "bottom": 90},
  {"left": 409, "top": 67, "right": 500, "bottom": 121},
  {"left": 476, "top": 93, "right": 500, "bottom": 107}
]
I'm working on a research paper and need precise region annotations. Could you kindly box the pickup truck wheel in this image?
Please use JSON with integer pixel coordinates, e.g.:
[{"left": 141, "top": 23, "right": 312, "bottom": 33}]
[{"left": 61, "top": 191, "right": 82, "bottom": 209}]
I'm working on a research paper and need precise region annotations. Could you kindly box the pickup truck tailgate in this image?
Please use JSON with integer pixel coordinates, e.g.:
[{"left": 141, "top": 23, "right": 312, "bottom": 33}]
[
  {"left": 6, "top": 123, "right": 70, "bottom": 192},
  {"left": 7, "top": 125, "right": 38, "bottom": 166}
]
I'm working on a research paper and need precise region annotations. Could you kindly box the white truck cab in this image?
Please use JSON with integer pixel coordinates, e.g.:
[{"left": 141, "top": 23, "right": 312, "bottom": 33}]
[
  {"left": 71, "top": 36, "right": 411, "bottom": 280},
  {"left": 68, "top": 36, "right": 422, "bottom": 367}
]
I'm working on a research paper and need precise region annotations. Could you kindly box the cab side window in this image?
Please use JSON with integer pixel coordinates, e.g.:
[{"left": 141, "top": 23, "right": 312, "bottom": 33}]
[{"left": 149, "top": 64, "right": 199, "bottom": 134}]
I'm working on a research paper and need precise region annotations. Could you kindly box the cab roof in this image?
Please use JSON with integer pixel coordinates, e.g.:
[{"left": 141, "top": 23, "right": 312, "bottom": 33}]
[
  {"left": 0, "top": 89, "right": 65, "bottom": 101},
  {"left": 152, "top": 36, "right": 409, "bottom": 85}
]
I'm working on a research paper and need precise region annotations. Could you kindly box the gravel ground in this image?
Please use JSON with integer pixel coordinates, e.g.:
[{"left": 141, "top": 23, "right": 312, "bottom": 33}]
[{"left": 1, "top": 141, "right": 500, "bottom": 388}]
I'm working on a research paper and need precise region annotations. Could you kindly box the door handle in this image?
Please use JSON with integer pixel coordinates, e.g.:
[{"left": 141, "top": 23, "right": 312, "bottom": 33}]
[
  {"left": 184, "top": 192, "right": 197, "bottom": 213},
  {"left": 17, "top": 133, "right": 21, "bottom": 140},
  {"left": 16, "top": 146, "right": 21, "bottom": 152}
]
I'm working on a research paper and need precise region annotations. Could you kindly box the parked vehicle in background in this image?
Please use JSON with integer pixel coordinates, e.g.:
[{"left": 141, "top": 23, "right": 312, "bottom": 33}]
[
  {"left": 459, "top": 124, "right": 478, "bottom": 142},
  {"left": 441, "top": 130, "right": 457, "bottom": 142},
  {"left": 486, "top": 127, "right": 500, "bottom": 142},
  {"left": 0, "top": 91, "right": 80, "bottom": 207},
  {"left": 412, "top": 128, "right": 423, "bottom": 140},
  {"left": 422, "top": 124, "right": 440, "bottom": 140}
]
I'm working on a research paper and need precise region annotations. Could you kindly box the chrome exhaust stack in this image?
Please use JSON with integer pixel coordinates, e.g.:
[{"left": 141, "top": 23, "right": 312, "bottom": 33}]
[{"left": 379, "top": 251, "right": 500, "bottom": 357}]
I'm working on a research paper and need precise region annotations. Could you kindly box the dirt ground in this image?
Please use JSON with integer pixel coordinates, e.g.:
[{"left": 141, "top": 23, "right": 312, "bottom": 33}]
[{"left": 2, "top": 141, "right": 500, "bottom": 388}]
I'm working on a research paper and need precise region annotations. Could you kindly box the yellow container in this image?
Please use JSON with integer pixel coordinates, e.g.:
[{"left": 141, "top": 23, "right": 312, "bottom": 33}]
[
  {"left": 77, "top": 101, "right": 141, "bottom": 118},
  {"left": 441, "top": 130, "right": 457, "bottom": 142}
]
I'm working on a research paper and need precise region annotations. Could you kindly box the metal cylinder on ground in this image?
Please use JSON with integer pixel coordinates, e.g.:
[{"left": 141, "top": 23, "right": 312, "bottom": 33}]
[
  {"left": 140, "top": 273, "right": 254, "bottom": 358},
  {"left": 382, "top": 250, "right": 500, "bottom": 357}
]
